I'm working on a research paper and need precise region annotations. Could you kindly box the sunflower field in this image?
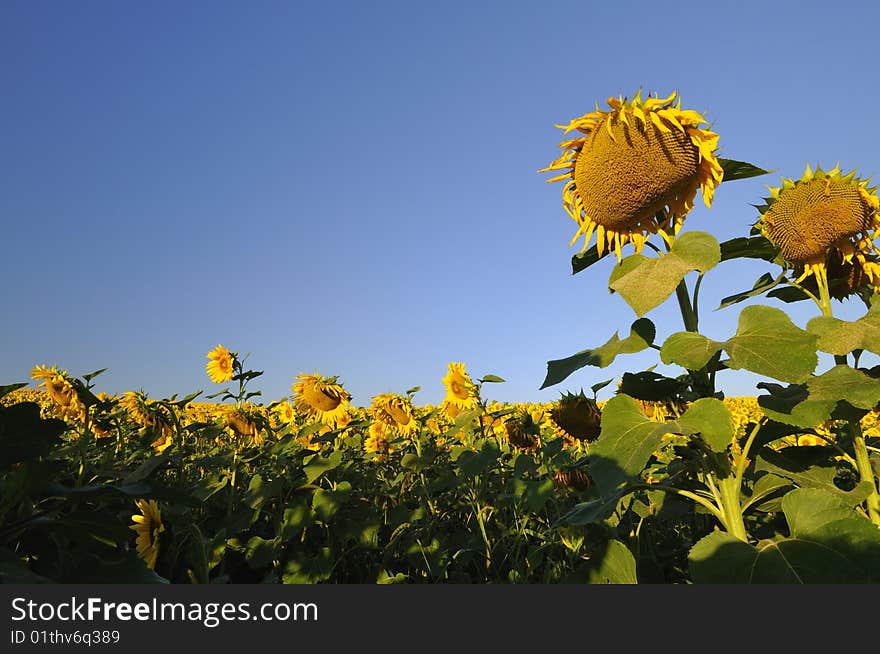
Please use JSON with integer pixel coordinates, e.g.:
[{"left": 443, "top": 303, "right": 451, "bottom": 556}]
[{"left": 4, "top": 89, "right": 880, "bottom": 584}]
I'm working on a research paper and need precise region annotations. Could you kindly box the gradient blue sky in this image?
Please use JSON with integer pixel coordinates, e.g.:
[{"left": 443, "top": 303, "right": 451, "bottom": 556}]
[{"left": 3, "top": 0, "right": 879, "bottom": 407}]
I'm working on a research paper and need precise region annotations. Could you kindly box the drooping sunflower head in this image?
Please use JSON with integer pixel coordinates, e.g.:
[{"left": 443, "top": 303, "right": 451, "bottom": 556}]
[
  {"left": 756, "top": 164, "right": 880, "bottom": 299},
  {"left": 31, "top": 365, "right": 86, "bottom": 424},
  {"left": 224, "top": 403, "right": 268, "bottom": 446},
  {"left": 503, "top": 408, "right": 541, "bottom": 451},
  {"left": 292, "top": 372, "right": 352, "bottom": 427},
  {"left": 130, "top": 499, "right": 165, "bottom": 570},
  {"left": 442, "top": 362, "right": 478, "bottom": 410},
  {"left": 206, "top": 344, "right": 237, "bottom": 384},
  {"left": 541, "top": 90, "right": 723, "bottom": 260},
  {"left": 550, "top": 390, "right": 602, "bottom": 443},
  {"left": 371, "top": 393, "right": 419, "bottom": 436}
]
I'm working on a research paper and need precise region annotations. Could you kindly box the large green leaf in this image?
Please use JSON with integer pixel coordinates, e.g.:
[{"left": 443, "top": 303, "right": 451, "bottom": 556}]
[
  {"left": 609, "top": 232, "right": 721, "bottom": 317},
  {"left": 807, "top": 302, "right": 880, "bottom": 356},
  {"left": 589, "top": 395, "right": 677, "bottom": 494},
  {"left": 688, "top": 509, "right": 880, "bottom": 584},
  {"left": 586, "top": 539, "right": 638, "bottom": 584},
  {"left": 756, "top": 446, "right": 874, "bottom": 502},
  {"left": 660, "top": 332, "right": 723, "bottom": 371},
  {"left": 756, "top": 382, "right": 834, "bottom": 428},
  {"left": 724, "top": 306, "right": 818, "bottom": 383},
  {"left": 806, "top": 365, "right": 880, "bottom": 410},
  {"left": 0, "top": 402, "right": 68, "bottom": 470},
  {"left": 676, "top": 398, "right": 734, "bottom": 453},
  {"left": 540, "top": 318, "right": 655, "bottom": 389}
]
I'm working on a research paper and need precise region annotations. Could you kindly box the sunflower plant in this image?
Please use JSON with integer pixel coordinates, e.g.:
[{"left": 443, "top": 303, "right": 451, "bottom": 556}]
[{"left": 540, "top": 90, "right": 880, "bottom": 583}]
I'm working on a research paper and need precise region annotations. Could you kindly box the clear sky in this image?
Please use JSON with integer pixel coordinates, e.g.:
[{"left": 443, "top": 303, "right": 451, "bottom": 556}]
[{"left": 3, "top": 0, "right": 879, "bottom": 407}]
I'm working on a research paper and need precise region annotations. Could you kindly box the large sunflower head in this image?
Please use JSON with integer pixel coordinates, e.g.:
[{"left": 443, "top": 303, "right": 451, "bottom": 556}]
[
  {"left": 442, "top": 362, "right": 478, "bottom": 410},
  {"left": 371, "top": 393, "right": 419, "bottom": 436},
  {"left": 130, "top": 499, "right": 165, "bottom": 570},
  {"left": 503, "top": 408, "right": 541, "bottom": 451},
  {"left": 756, "top": 164, "right": 880, "bottom": 300},
  {"left": 292, "top": 372, "right": 352, "bottom": 427},
  {"left": 541, "top": 90, "right": 723, "bottom": 260},
  {"left": 206, "top": 344, "right": 237, "bottom": 384}
]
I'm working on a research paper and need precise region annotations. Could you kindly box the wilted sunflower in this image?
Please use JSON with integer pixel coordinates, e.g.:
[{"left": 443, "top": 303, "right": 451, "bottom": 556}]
[
  {"left": 541, "top": 90, "right": 723, "bottom": 259},
  {"left": 442, "top": 362, "right": 478, "bottom": 410},
  {"left": 206, "top": 344, "right": 236, "bottom": 384},
  {"left": 550, "top": 391, "right": 602, "bottom": 443},
  {"left": 224, "top": 403, "right": 268, "bottom": 446},
  {"left": 755, "top": 164, "right": 880, "bottom": 304},
  {"left": 292, "top": 372, "right": 352, "bottom": 427},
  {"left": 31, "top": 365, "right": 86, "bottom": 424},
  {"left": 130, "top": 499, "right": 165, "bottom": 570},
  {"left": 504, "top": 409, "right": 541, "bottom": 450},
  {"left": 371, "top": 393, "right": 419, "bottom": 436}
]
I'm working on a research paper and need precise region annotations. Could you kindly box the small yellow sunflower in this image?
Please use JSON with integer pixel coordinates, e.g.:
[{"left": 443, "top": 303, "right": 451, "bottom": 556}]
[
  {"left": 364, "top": 421, "right": 395, "bottom": 458},
  {"left": 130, "top": 499, "right": 165, "bottom": 570},
  {"left": 442, "top": 362, "right": 478, "bottom": 410},
  {"left": 205, "top": 344, "right": 236, "bottom": 384},
  {"left": 31, "top": 365, "right": 86, "bottom": 424},
  {"left": 292, "top": 372, "right": 352, "bottom": 427},
  {"left": 271, "top": 400, "right": 297, "bottom": 427},
  {"left": 371, "top": 393, "right": 419, "bottom": 436},
  {"left": 541, "top": 90, "right": 723, "bottom": 259},
  {"left": 756, "top": 164, "right": 880, "bottom": 303}
]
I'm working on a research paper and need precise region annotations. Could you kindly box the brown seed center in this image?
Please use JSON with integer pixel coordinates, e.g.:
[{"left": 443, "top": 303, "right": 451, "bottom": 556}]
[
  {"left": 764, "top": 180, "right": 871, "bottom": 263},
  {"left": 574, "top": 117, "right": 698, "bottom": 229}
]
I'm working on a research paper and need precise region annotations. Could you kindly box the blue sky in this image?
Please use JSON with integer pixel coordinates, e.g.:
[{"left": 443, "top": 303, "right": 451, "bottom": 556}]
[{"left": 3, "top": 0, "right": 879, "bottom": 407}]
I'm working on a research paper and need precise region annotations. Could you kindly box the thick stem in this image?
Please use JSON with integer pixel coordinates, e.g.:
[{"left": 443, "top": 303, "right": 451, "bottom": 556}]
[
  {"left": 850, "top": 422, "right": 880, "bottom": 526},
  {"left": 717, "top": 475, "right": 748, "bottom": 542}
]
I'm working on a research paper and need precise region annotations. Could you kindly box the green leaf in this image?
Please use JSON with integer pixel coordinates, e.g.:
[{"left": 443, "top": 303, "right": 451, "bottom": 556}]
[
  {"left": 806, "top": 365, "right": 880, "bottom": 410},
  {"left": 718, "top": 272, "right": 784, "bottom": 309},
  {"left": 540, "top": 318, "right": 655, "bottom": 389},
  {"left": 781, "top": 488, "right": 863, "bottom": 537},
  {"left": 719, "top": 158, "right": 773, "bottom": 182},
  {"left": 676, "top": 398, "right": 734, "bottom": 453},
  {"left": 279, "top": 501, "right": 315, "bottom": 540},
  {"left": 122, "top": 454, "right": 171, "bottom": 484},
  {"left": 724, "top": 305, "right": 818, "bottom": 384},
  {"left": 586, "top": 539, "right": 637, "bottom": 584},
  {"left": 311, "top": 485, "right": 351, "bottom": 523},
  {"left": 557, "top": 490, "right": 627, "bottom": 526},
  {"left": 244, "top": 536, "right": 280, "bottom": 570},
  {"left": 571, "top": 244, "right": 606, "bottom": 275},
  {"left": 719, "top": 235, "right": 779, "bottom": 262},
  {"left": 302, "top": 448, "right": 344, "bottom": 483},
  {"left": 479, "top": 374, "right": 506, "bottom": 383},
  {"left": 742, "top": 473, "right": 793, "bottom": 512},
  {"left": 0, "top": 402, "right": 68, "bottom": 470},
  {"left": 609, "top": 232, "right": 721, "bottom": 317},
  {"left": 756, "top": 382, "right": 834, "bottom": 428},
  {"left": 756, "top": 446, "right": 873, "bottom": 502},
  {"left": 807, "top": 307, "right": 880, "bottom": 356},
  {"left": 282, "top": 547, "right": 334, "bottom": 584},
  {"left": 589, "top": 395, "right": 676, "bottom": 494},
  {"left": 688, "top": 531, "right": 757, "bottom": 583},
  {"left": 660, "top": 332, "right": 723, "bottom": 370},
  {"left": 0, "top": 547, "right": 51, "bottom": 583},
  {"left": 82, "top": 368, "right": 108, "bottom": 382},
  {"left": 618, "top": 371, "right": 688, "bottom": 402}
]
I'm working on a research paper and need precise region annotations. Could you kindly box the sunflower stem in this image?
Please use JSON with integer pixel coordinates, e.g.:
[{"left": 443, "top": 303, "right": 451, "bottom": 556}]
[{"left": 849, "top": 421, "right": 880, "bottom": 526}]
